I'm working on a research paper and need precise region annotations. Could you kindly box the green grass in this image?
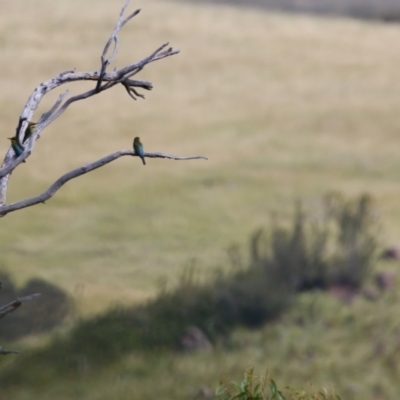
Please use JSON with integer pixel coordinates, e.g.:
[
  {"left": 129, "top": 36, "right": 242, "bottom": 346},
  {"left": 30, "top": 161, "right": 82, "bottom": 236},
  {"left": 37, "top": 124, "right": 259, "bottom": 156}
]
[
  {"left": 2, "top": 0, "right": 400, "bottom": 398},
  {"left": 2, "top": 289, "right": 400, "bottom": 399}
]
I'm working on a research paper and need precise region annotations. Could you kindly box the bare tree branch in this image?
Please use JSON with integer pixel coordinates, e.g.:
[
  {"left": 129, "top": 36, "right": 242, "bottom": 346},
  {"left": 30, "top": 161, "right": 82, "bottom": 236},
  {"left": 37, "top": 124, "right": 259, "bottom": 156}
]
[
  {"left": 38, "top": 90, "right": 70, "bottom": 125},
  {"left": 96, "top": 1, "right": 141, "bottom": 91},
  {"left": 0, "top": 294, "right": 41, "bottom": 320},
  {"left": 0, "top": 290, "right": 40, "bottom": 355},
  {"left": 0, "top": 347, "right": 20, "bottom": 355},
  {"left": 0, "top": 151, "right": 207, "bottom": 217},
  {"left": 0, "top": 0, "right": 184, "bottom": 207}
]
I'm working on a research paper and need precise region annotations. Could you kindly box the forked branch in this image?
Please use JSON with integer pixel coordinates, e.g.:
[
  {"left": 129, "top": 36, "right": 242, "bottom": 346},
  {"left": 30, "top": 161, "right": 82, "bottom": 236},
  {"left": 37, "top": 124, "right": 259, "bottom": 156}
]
[{"left": 0, "top": 0, "right": 207, "bottom": 212}]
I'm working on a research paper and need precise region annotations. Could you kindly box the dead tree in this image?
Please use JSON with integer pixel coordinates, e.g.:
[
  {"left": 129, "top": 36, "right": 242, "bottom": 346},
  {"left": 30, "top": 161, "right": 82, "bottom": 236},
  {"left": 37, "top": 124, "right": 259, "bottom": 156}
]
[
  {"left": 0, "top": 0, "right": 207, "bottom": 353},
  {"left": 0, "top": 0, "right": 207, "bottom": 218}
]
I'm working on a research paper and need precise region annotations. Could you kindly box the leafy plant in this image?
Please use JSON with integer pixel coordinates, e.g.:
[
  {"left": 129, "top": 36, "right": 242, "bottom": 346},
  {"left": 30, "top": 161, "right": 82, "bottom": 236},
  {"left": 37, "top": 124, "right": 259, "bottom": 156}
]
[
  {"left": 249, "top": 193, "right": 380, "bottom": 292},
  {"left": 216, "top": 368, "right": 341, "bottom": 400}
]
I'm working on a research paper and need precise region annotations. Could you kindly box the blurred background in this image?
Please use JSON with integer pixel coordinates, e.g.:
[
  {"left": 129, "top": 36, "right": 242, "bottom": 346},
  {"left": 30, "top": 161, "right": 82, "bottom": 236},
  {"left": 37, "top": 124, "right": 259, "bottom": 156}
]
[
  {"left": 1, "top": 0, "right": 400, "bottom": 399},
  {"left": 197, "top": 0, "right": 400, "bottom": 20}
]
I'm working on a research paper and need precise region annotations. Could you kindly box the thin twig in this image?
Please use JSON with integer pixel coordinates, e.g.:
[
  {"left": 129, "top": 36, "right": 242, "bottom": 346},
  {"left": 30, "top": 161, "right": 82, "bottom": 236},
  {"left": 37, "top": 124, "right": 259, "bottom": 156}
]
[
  {"left": 96, "top": 2, "right": 141, "bottom": 92},
  {"left": 39, "top": 91, "right": 69, "bottom": 125},
  {"left": 0, "top": 347, "right": 20, "bottom": 355},
  {"left": 0, "top": 293, "right": 41, "bottom": 320},
  {"left": 0, "top": 293, "right": 40, "bottom": 355},
  {"left": 0, "top": 150, "right": 207, "bottom": 217}
]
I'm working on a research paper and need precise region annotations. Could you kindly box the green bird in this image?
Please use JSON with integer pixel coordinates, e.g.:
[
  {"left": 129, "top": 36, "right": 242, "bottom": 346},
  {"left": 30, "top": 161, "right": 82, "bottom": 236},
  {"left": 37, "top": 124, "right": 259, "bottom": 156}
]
[
  {"left": 15, "top": 121, "right": 36, "bottom": 147},
  {"left": 22, "top": 122, "right": 37, "bottom": 143},
  {"left": 8, "top": 137, "right": 24, "bottom": 157},
  {"left": 133, "top": 137, "right": 146, "bottom": 165}
]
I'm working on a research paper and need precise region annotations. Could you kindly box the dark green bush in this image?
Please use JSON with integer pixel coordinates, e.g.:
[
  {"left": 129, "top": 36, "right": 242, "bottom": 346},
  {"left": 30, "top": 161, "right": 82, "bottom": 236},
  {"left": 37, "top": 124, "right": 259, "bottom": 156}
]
[
  {"left": 56, "top": 261, "right": 292, "bottom": 364},
  {"left": 250, "top": 193, "right": 380, "bottom": 291},
  {"left": 216, "top": 367, "right": 341, "bottom": 400},
  {"left": 0, "top": 261, "right": 293, "bottom": 384},
  {"left": 327, "top": 193, "right": 379, "bottom": 287}
]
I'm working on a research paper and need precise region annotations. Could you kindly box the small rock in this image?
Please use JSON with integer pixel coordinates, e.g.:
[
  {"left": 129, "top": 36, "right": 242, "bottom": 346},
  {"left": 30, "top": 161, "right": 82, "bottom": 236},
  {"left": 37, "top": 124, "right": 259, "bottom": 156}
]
[
  {"left": 195, "top": 386, "right": 214, "bottom": 399},
  {"left": 375, "top": 271, "right": 397, "bottom": 291},
  {"left": 328, "top": 284, "right": 358, "bottom": 303},
  {"left": 361, "top": 286, "right": 379, "bottom": 301},
  {"left": 180, "top": 326, "right": 212, "bottom": 352},
  {"left": 381, "top": 246, "right": 400, "bottom": 260}
]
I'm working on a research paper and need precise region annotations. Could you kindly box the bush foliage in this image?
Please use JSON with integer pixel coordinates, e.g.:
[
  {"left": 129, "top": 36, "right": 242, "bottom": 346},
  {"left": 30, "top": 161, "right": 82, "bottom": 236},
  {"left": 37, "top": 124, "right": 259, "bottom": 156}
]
[
  {"left": 216, "top": 368, "right": 341, "bottom": 400},
  {"left": 0, "top": 193, "right": 381, "bottom": 385},
  {"left": 250, "top": 193, "right": 379, "bottom": 292}
]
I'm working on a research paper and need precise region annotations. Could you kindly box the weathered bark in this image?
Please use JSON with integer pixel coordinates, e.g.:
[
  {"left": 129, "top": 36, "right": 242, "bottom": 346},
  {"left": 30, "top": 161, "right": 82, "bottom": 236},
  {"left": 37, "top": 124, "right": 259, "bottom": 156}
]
[{"left": 0, "top": 0, "right": 206, "bottom": 215}]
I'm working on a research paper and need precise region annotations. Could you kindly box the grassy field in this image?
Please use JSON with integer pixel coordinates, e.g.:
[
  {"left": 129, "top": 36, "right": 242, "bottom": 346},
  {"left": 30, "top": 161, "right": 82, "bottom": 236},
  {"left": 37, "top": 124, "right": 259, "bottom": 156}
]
[
  {"left": 2, "top": 0, "right": 400, "bottom": 398},
  {"left": 1, "top": 0, "right": 400, "bottom": 314},
  {"left": 2, "top": 289, "right": 400, "bottom": 400}
]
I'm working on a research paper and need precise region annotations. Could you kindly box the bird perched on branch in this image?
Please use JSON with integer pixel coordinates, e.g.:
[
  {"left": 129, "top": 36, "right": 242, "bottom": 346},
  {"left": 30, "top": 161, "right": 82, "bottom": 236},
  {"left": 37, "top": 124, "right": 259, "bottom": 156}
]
[
  {"left": 14, "top": 118, "right": 37, "bottom": 147},
  {"left": 21, "top": 122, "right": 37, "bottom": 144},
  {"left": 8, "top": 137, "right": 24, "bottom": 157},
  {"left": 133, "top": 137, "right": 146, "bottom": 165}
]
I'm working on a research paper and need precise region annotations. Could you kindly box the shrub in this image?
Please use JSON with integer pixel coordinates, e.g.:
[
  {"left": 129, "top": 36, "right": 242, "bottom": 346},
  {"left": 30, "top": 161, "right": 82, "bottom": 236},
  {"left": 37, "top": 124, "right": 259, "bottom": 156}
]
[
  {"left": 326, "top": 193, "right": 379, "bottom": 288},
  {"left": 216, "top": 367, "right": 341, "bottom": 400},
  {"left": 0, "top": 193, "right": 381, "bottom": 383},
  {"left": 250, "top": 193, "right": 380, "bottom": 292},
  {"left": 55, "top": 261, "right": 293, "bottom": 366},
  {"left": 0, "top": 262, "right": 293, "bottom": 384}
]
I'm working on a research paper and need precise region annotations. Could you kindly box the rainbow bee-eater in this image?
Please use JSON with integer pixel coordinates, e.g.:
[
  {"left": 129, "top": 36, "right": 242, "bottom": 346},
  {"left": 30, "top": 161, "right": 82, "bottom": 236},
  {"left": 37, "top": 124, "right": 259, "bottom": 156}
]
[
  {"left": 15, "top": 121, "right": 36, "bottom": 147},
  {"left": 8, "top": 137, "right": 24, "bottom": 157},
  {"left": 133, "top": 137, "right": 146, "bottom": 165},
  {"left": 22, "top": 122, "right": 36, "bottom": 143}
]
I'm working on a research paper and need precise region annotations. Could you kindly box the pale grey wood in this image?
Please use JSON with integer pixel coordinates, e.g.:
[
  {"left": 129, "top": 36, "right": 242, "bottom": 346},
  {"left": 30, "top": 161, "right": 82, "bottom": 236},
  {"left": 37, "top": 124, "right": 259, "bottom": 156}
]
[
  {"left": 0, "top": 294, "right": 41, "bottom": 320},
  {"left": 0, "top": 293, "right": 40, "bottom": 355},
  {"left": 0, "top": 0, "right": 197, "bottom": 211},
  {"left": 0, "top": 151, "right": 207, "bottom": 217}
]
